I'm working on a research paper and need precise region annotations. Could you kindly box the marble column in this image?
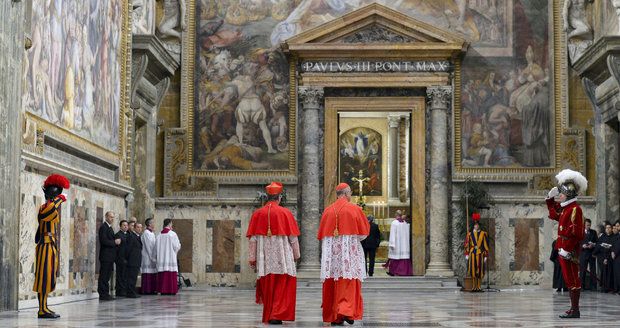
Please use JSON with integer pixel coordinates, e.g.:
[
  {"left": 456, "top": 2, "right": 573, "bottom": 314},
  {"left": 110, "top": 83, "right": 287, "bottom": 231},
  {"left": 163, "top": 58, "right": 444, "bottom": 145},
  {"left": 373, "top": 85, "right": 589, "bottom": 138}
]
[
  {"left": 388, "top": 115, "right": 400, "bottom": 201},
  {"left": 298, "top": 87, "right": 324, "bottom": 273},
  {"left": 0, "top": 0, "right": 24, "bottom": 310},
  {"left": 425, "top": 86, "right": 454, "bottom": 277},
  {"left": 597, "top": 120, "right": 620, "bottom": 224}
]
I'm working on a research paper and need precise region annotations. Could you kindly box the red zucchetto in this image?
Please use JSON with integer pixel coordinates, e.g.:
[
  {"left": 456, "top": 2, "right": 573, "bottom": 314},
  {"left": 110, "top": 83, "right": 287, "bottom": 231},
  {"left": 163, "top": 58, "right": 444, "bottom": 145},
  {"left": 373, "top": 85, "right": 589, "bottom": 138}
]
[
  {"left": 265, "top": 182, "right": 283, "bottom": 195},
  {"left": 335, "top": 183, "right": 350, "bottom": 191}
]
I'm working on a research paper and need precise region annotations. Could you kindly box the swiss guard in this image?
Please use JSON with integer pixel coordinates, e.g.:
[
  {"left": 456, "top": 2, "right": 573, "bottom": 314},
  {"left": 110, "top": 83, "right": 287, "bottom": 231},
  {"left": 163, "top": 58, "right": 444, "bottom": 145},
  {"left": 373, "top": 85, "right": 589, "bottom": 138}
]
[
  {"left": 465, "top": 213, "right": 489, "bottom": 292},
  {"left": 34, "top": 174, "right": 70, "bottom": 319},
  {"left": 545, "top": 169, "right": 587, "bottom": 319}
]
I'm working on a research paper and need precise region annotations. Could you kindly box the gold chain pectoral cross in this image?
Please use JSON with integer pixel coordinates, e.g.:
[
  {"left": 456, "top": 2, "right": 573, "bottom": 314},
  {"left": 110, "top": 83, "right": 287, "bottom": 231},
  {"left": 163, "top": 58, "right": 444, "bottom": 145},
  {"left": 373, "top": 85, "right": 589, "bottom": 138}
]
[{"left": 351, "top": 169, "right": 370, "bottom": 206}]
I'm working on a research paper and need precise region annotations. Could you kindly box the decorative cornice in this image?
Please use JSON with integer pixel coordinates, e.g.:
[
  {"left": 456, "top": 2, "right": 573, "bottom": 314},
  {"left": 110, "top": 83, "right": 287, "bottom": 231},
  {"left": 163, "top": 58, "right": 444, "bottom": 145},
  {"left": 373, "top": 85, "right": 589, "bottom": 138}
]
[
  {"left": 426, "top": 86, "right": 452, "bottom": 109},
  {"left": 22, "top": 150, "right": 133, "bottom": 197},
  {"left": 155, "top": 197, "right": 299, "bottom": 206},
  {"left": 282, "top": 3, "right": 468, "bottom": 60},
  {"left": 132, "top": 34, "right": 180, "bottom": 72},
  {"left": 298, "top": 86, "right": 324, "bottom": 109},
  {"left": 130, "top": 54, "right": 148, "bottom": 109},
  {"left": 131, "top": 35, "right": 179, "bottom": 112},
  {"left": 573, "top": 36, "right": 620, "bottom": 83}
]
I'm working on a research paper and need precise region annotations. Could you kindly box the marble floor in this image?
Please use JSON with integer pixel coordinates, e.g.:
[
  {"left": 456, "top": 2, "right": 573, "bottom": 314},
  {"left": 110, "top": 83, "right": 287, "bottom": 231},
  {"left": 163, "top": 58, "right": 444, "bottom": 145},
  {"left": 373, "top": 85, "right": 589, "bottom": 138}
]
[{"left": 2, "top": 288, "right": 620, "bottom": 327}]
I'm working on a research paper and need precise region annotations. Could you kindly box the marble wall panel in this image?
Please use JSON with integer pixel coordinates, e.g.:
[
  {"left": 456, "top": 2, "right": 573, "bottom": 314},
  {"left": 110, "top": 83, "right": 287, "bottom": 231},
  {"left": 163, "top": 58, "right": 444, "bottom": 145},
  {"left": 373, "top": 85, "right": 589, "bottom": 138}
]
[
  {"left": 19, "top": 171, "right": 125, "bottom": 305},
  {"left": 95, "top": 206, "right": 103, "bottom": 274},
  {"left": 154, "top": 203, "right": 298, "bottom": 286},
  {"left": 513, "top": 218, "right": 540, "bottom": 271},
  {"left": 174, "top": 219, "right": 194, "bottom": 273},
  {"left": 212, "top": 220, "right": 236, "bottom": 273}
]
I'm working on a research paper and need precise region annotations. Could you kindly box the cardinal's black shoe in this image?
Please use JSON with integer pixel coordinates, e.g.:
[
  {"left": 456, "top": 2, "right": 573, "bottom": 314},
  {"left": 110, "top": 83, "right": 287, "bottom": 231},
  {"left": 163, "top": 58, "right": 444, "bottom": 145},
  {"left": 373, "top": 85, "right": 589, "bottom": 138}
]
[
  {"left": 268, "top": 320, "right": 282, "bottom": 325},
  {"left": 344, "top": 317, "right": 354, "bottom": 325}
]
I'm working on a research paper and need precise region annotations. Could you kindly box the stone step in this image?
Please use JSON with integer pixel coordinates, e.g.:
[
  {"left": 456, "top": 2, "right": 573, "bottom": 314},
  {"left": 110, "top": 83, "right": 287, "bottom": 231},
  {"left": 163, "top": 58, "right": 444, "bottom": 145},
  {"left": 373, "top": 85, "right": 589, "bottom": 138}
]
[{"left": 297, "top": 277, "right": 461, "bottom": 292}]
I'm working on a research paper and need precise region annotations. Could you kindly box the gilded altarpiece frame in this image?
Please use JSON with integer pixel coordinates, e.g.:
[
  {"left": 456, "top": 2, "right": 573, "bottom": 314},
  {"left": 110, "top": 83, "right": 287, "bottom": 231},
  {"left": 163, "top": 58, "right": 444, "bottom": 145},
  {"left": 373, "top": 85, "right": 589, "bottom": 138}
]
[
  {"left": 325, "top": 97, "right": 426, "bottom": 276},
  {"left": 22, "top": 0, "right": 132, "bottom": 171}
]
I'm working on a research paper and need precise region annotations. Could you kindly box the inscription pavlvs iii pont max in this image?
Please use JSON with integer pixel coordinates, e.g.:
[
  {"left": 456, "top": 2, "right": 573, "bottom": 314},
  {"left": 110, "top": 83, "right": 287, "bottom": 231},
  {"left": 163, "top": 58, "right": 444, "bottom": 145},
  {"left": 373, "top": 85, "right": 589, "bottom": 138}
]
[{"left": 300, "top": 60, "right": 452, "bottom": 73}]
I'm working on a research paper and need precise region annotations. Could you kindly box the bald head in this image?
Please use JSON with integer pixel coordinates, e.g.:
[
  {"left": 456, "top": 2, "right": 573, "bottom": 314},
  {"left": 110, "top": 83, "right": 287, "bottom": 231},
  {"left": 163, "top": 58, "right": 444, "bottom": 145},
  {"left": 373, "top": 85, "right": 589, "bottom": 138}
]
[{"left": 105, "top": 211, "right": 116, "bottom": 225}]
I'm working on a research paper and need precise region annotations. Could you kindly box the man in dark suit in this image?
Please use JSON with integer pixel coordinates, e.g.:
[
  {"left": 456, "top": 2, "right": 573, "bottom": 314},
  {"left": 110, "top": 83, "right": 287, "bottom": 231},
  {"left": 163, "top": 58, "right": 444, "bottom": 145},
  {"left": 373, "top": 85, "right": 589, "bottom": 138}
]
[
  {"left": 125, "top": 222, "right": 143, "bottom": 298},
  {"left": 361, "top": 215, "right": 381, "bottom": 276},
  {"left": 98, "top": 211, "right": 120, "bottom": 301},
  {"left": 115, "top": 220, "right": 130, "bottom": 297},
  {"left": 579, "top": 218, "right": 598, "bottom": 290}
]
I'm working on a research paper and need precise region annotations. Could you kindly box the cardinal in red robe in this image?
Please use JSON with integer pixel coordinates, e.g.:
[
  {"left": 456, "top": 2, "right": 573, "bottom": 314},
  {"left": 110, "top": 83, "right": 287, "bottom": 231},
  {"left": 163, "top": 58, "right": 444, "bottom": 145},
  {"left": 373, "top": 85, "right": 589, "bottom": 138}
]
[
  {"left": 247, "top": 182, "right": 300, "bottom": 324},
  {"left": 318, "top": 183, "right": 370, "bottom": 325}
]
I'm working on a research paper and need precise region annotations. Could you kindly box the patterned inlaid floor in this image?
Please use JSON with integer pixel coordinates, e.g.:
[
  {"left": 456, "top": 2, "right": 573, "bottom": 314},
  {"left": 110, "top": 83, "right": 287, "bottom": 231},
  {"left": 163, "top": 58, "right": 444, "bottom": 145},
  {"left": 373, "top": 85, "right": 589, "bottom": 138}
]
[{"left": 2, "top": 288, "right": 620, "bottom": 327}]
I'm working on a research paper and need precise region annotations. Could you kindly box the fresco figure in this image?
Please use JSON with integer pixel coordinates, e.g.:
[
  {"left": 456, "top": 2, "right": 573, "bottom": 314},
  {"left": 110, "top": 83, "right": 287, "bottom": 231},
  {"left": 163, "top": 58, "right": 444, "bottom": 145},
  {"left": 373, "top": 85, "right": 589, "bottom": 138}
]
[
  {"left": 521, "top": 81, "right": 551, "bottom": 167},
  {"left": 159, "top": 0, "right": 187, "bottom": 38},
  {"left": 230, "top": 64, "right": 277, "bottom": 154},
  {"left": 509, "top": 46, "right": 546, "bottom": 114}
]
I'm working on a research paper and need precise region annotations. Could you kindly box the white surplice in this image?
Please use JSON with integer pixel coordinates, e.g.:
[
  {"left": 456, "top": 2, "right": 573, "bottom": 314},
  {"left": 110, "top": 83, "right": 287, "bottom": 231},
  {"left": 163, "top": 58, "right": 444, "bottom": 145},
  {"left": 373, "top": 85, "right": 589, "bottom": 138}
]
[
  {"left": 388, "top": 220, "right": 410, "bottom": 260},
  {"left": 155, "top": 230, "right": 181, "bottom": 272},
  {"left": 140, "top": 228, "right": 157, "bottom": 274}
]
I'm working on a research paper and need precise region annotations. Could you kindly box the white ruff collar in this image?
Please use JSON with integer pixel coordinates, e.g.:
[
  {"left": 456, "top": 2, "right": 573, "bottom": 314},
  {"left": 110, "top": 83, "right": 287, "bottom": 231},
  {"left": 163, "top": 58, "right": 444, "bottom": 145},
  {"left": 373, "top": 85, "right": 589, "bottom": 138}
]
[{"left": 561, "top": 198, "right": 577, "bottom": 208}]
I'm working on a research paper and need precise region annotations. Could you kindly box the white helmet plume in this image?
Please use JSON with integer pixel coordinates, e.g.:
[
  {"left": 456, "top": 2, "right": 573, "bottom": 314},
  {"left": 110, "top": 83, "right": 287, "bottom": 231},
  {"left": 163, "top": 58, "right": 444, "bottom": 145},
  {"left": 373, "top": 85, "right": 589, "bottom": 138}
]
[{"left": 555, "top": 169, "right": 587, "bottom": 195}]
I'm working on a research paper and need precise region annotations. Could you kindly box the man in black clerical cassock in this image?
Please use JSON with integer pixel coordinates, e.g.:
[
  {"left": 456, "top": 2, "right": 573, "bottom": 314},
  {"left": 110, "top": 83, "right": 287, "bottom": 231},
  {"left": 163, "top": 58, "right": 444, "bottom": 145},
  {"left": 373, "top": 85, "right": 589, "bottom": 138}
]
[
  {"left": 579, "top": 219, "right": 598, "bottom": 290},
  {"left": 594, "top": 222, "right": 614, "bottom": 292}
]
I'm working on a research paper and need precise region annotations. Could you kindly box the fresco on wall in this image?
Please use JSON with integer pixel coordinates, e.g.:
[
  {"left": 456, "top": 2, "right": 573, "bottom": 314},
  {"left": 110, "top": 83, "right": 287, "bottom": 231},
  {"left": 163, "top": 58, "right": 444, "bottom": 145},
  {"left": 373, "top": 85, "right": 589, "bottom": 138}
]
[
  {"left": 194, "top": 0, "right": 293, "bottom": 171},
  {"left": 339, "top": 127, "right": 383, "bottom": 196},
  {"left": 460, "top": 0, "right": 551, "bottom": 168},
  {"left": 269, "top": 0, "right": 512, "bottom": 55},
  {"left": 24, "top": 0, "right": 122, "bottom": 152},
  {"left": 193, "top": 0, "right": 550, "bottom": 170}
]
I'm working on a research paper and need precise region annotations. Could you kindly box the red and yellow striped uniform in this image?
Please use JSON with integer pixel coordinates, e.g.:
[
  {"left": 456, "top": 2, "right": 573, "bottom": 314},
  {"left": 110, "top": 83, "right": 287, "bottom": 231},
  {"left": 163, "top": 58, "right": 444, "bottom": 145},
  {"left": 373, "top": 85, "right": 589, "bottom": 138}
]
[
  {"left": 466, "top": 229, "right": 489, "bottom": 291},
  {"left": 33, "top": 196, "right": 64, "bottom": 315}
]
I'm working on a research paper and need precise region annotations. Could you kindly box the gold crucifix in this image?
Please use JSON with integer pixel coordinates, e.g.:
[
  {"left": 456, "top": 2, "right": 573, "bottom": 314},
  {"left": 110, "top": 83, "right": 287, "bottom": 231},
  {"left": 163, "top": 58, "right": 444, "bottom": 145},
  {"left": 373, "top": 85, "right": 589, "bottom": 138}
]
[{"left": 351, "top": 169, "right": 370, "bottom": 198}]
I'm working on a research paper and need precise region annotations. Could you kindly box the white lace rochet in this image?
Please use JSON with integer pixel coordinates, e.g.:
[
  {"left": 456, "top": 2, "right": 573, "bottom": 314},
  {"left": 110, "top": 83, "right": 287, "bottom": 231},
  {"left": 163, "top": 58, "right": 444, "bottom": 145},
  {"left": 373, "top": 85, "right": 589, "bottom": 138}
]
[
  {"left": 251, "top": 235, "right": 298, "bottom": 278},
  {"left": 320, "top": 235, "right": 366, "bottom": 282}
]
